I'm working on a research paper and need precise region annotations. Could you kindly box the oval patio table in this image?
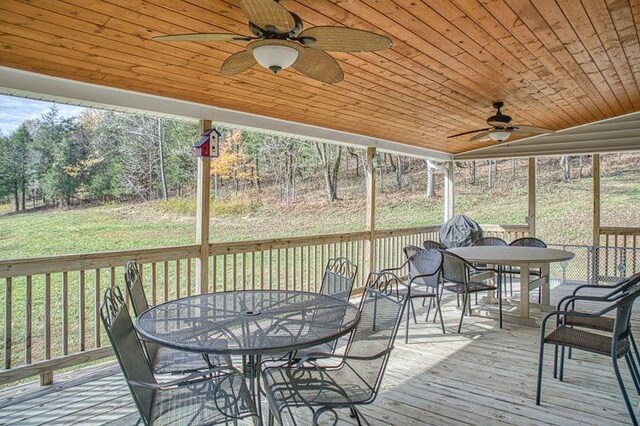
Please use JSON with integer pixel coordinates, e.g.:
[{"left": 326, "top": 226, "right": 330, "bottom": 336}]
[
  {"left": 135, "top": 290, "right": 361, "bottom": 420},
  {"left": 448, "top": 246, "right": 574, "bottom": 326}
]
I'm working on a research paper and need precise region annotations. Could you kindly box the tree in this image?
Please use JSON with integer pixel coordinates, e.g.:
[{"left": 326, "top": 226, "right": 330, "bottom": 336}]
[
  {"left": 210, "top": 130, "right": 253, "bottom": 197},
  {"left": 425, "top": 160, "right": 437, "bottom": 198},
  {"left": 6, "top": 124, "right": 33, "bottom": 210},
  {"left": 314, "top": 142, "right": 342, "bottom": 202}
]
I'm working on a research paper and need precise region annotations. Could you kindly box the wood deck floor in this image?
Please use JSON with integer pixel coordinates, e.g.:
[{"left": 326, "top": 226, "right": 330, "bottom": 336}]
[{"left": 0, "top": 283, "right": 637, "bottom": 425}]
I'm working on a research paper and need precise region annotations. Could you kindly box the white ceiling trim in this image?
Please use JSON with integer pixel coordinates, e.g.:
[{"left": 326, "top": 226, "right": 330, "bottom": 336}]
[
  {"left": 454, "top": 111, "right": 640, "bottom": 160},
  {"left": 0, "top": 66, "right": 452, "bottom": 161}
]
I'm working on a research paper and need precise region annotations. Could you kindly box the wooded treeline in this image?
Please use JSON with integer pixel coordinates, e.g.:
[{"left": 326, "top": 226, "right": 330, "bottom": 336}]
[{"left": 0, "top": 105, "right": 623, "bottom": 214}]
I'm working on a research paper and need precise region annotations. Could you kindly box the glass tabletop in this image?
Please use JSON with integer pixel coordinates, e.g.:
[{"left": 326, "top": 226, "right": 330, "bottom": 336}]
[{"left": 135, "top": 290, "right": 361, "bottom": 356}]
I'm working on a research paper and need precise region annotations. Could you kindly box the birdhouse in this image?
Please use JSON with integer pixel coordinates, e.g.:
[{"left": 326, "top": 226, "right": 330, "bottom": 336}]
[{"left": 194, "top": 128, "right": 221, "bottom": 158}]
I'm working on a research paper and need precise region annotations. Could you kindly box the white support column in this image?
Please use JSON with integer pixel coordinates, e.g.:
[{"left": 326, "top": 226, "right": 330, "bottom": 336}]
[
  {"left": 364, "top": 147, "right": 376, "bottom": 280},
  {"left": 528, "top": 157, "right": 536, "bottom": 236},
  {"left": 593, "top": 154, "right": 601, "bottom": 247},
  {"left": 443, "top": 161, "right": 455, "bottom": 222},
  {"left": 196, "top": 119, "right": 212, "bottom": 294}
]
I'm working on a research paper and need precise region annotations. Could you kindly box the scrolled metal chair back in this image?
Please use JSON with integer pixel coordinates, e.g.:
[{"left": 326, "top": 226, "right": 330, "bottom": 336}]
[
  {"left": 510, "top": 237, "right": 547, "bottom": 248},
  {"left": 344, "top": 271, "right": 407, "bottom": 399},
  {"left": 442, "top": 251, "right": 470, "bottom": 285},
  {"left": 320, "top": 257, "right": 358, "bottom": 302},
  {"left": 124, "top": 261, "right": 150, "bottom": 316},
  {"left": 472, "top": 237, "right": 508, "bottom": 246},
  {"left": 407, "top": 248, "right": 443, "bottom": 289},
  {"left": 423, "top": 240, "right": 446, "bottom": 250},
  {"left": 100, "top": 286, "right": 156, "bottom": 424}
]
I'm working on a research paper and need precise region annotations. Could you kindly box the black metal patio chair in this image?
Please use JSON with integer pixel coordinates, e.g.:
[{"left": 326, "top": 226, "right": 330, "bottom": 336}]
[
  {"left": 261, "top": 271, "right": 407, "bottom": 426},
  {"left": 507, "top": 237, "right": 547, "bottom": 299},
  {"left": 291, "top": 258, "right": 358, "bottom": 360},
  {"left": 472, "top": 237, "right": 508, "bottom": 247},
  {"left": 441, "top": 251, "right": 502, "bottom": 332},
  {"left": 124, "top": 261, "right": 229, "bottom": 374},
  {"left": 384, "top": 247, "right": 445, "bottom": 339},
  {"left": 536, "top": 283, "right": 640, "bottom": 425},
  {"left": 555, "top": 272, "right": 640, "bottom": 369},
  {"left": 100, "top": 286, "right": 258, "bottom": 426}
]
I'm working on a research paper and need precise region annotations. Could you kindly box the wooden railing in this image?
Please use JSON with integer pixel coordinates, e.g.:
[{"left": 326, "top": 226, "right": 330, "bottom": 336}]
[
  {"left": 481, "top": 224, "right": 530, "bottom": 241},
  {"left": 0, "top": 225, "right": 444, "bottom": 385}
]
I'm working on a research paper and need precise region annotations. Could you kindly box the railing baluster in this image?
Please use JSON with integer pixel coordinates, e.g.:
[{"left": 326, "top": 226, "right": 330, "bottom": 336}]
[
  {"left": 5, "top": 277, "right": 12, "bottom": 369},
  {"left": 163, "top": 262, "right": 169, "bottom": 302},
  {"left": 252, "top": 252, "right": 256, "bottom": 291},
  {"left": 44, "top": 274, "right": 51, "bottom": 360},
  {"left": 211, "top": 256, "right": 217, "bottom": 293},
  {"left": 95, "top": 269, "right": 100, "bottom": 348},
  {"left": 62, "top": 271, "right": 68, "bottom": 356},
  {"left": 25, "top": 275, "right": 32, "bottom": 364},
  {"left": 223, "top": 255, "right": 228, "bottom": 292},
  {"left": 233, "top": 253, "right": 238, "bottom": 292},
  {"left": 260, "top": 251, "right": 265, "bottom": 291},
  {"left": 187, "top": 259, "right": 192, "bottom": 296},
  {"left": 151, "top": 263, "right": 157, "bottom": 304},
  {"left": 79, "top": 270, "right": 85, "bottom": 352},
  {"left": 242, "top": 253, "right": 246, "bottom": 291},
  {"left": 175, "top": 260, "right": 181, "bottom": 299},
  {"left": 285, "top": 248, "right": 290, "bottom": 291}
]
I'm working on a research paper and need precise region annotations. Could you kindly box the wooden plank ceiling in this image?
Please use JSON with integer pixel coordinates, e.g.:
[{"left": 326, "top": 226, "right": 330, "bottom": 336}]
[{"left": 0, "top": 0, "right": 638, "bottom": 154}]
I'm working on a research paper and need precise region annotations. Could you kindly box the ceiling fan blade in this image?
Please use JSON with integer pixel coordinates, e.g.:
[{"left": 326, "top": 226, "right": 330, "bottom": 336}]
[
  {"left": 297, "top": 27, "right": 392, "bottom": 52},
  {"left": 447, "top": 128, "right": 491, "bottom": 138},
  {"left": 511, "top": 125, "right": 554, "bottom": 135},
  {"left": 240, "top": 0, "right": 295, "bottom": 34},
  {"left": 469, "top": 130, "right": 499, "bottom": 142},
  {"left": 153, "top": 33, "right": 252, "bottom": 42},
  {"left": 292, "top": 48, "right": 344, "bottom": 84},
  {"left": 220, "top": 50, "right": 257, "bottom": 76}
]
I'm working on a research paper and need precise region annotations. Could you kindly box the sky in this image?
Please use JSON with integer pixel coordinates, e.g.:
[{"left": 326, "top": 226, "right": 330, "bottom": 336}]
[{"left": 0, "top": 95, "right": 85, "bottom": 136}]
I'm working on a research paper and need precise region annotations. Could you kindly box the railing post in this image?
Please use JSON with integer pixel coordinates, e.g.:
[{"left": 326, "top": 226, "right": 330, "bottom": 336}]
[
  {"left": 593, "top": 154, "right": 600, "bottom": 247},
  {"left": 443, "top": 161, "right": 455, "bottom": 222},
  {"left": 196, "top": 119, "right": 212, "bottom": 294},
  {"left": 364, "top": 147, "right": 376, "bottom": 281},
  {"left": 528, "top": 157, "right": 536, "bottom": 237}
]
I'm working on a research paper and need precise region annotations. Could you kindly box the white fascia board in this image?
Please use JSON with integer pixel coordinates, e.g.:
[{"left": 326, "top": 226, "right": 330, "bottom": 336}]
[{"left": 0, "top": 66, "right": 452, "bottom": 161}]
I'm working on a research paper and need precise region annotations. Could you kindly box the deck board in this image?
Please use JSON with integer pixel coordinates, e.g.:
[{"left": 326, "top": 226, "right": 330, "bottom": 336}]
[{"left": 0, "top": 283, "right": 637, "bottom": 425}]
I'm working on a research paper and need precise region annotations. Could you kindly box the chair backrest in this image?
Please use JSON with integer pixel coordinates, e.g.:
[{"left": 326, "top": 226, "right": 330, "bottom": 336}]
[
  {"left": 423, "top": 240, "right": 446, "bottom": 250},
  {"left": 100, "top": 286, "right": 156, "bottom": 424},
  {"left": 441, "top": 251, "right": 470, "bottom": 285},
  {"left": 407, "top": 248, "right": 443, "bottom": 289},
  {"left": 510, "top": 237, "right": 547, "bottom": 248},
  {"left": 124, "top": 261, "right": 150, "bottom": 316},
  {"left": 320, "top": 257, "right": 357, "bottom": 302},
  {"left": 403, "top": 245, "right": 423, "bottom": 260},
  {"left": 472, "top": 237, "right": 507, "bottom": 247},
  {"left": 612, "top": 283, "right": 640, "bottom": 346},
  {"left": 344, "top": 272, "right": 406, "bottom": 400}
]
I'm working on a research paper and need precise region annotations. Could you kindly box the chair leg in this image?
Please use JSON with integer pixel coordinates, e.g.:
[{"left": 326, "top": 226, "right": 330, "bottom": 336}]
[
  {"left": 498, "top": 274, "right": 503, "bottom": 329},
  {"left": 411, "top": 299, "right": 418, "bottom": 324},
  {"left": 536, "top": 336, "right": 546, "bottom": 405},
  {"left": 425, "top": 297, "right": 433, "bottom": 323},
  {"left": 458, "top": 293, "right": 468, "bottom": 333},
  {"left": 434, "top": 286, "right": 444, "bottom": 324},
  {"left": 553, "top": 345, "right": 559, "bottom": 379},
  {"left": 468, "top": 293, "right": 472, "bottom": 317},
  {"left": 435, "top": 293, "right": 445, "bottom": 334},
  {"left": 613, "top": 355, "right": 639, "bottom": 426},
  {"left": 630, "top": 332, "right": 640, "bottom": 367},
  {"left": 405, "top": 297, "right": 411, "bottom": 344},
  {"left": 626, "top": 353, "right": 640, "bottom": 395},
  {"left": 559, "top": 346, "right": 566, "bottom": 381}
]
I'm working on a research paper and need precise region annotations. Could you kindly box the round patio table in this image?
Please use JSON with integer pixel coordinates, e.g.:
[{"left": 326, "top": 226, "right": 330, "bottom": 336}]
[
  {"left": 448, "top": 246, "right": 574, "bottom": 325},
  {"left": 135, "top": 290, "right": 360, "bottom": 419}
]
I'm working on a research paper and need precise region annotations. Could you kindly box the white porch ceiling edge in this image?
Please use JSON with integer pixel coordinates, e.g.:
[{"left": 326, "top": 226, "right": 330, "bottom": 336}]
[
  {"left": 454, "top": 111, "right": 640, "bottom": 160},
  {"left": 0, "top": 67, "right": 451, "bottom": 161}
]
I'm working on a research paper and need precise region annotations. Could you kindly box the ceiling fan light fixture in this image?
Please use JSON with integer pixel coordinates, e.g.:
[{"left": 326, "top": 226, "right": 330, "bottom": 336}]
[
  {"left": 252, "top": 45, "right": 299, "bottom": 73},
  {"left": 489, "top": 130, "right": 511, "bottom": 142}
]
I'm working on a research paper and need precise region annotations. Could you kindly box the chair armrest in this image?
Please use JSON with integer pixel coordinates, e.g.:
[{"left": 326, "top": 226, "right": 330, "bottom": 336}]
[
  {"left": 408, "top": 272, "right": 439, "bottom": 286},
  {"left": 296, "top": 348, "right": 393, "bottom": 367},
  {"left": 572, "top": 283, "right": 624, "bottom": 296},
  {"left": 557, "top": 290, "right": 626, "bottom": 313},
  {"left": 128, "top": 366, "right": 241, "bottom": 390}
]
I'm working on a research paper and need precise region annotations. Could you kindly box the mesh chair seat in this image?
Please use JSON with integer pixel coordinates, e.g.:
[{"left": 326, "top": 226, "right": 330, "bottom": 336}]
[
  {"left": 544, "top": 325, "right": 629, "bottom": 357},
  {"left": 562, "top": 313, "right": 614, "bottom": 332},
  {"left": 150, "top": 372, "right": 255, "bottom": 425},
  {"left": 263, "top": 361, "right": 374, "bottom": 410},
  {"left": 443, "top": 281, "right": 497, "bottom": 294},
  {"left": 153, "top": 346, "right": 228, "bottom": 375}
]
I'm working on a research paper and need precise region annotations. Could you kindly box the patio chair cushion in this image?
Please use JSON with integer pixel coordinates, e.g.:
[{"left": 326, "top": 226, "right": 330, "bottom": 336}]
[
  {"left": 544, "top": 325, "right": 629, "bottom": 357},
  {"left": 562, "top": 313, "right": 614, "bottom": 332},
  {"left": 443, "top": 281, "right": 497, "bottom": 294},
  {"left": 149, "top": 372, "right": 255, "bottom": 425},
  {"left": 262, "top": 361, "right": 374, "bottom": 410}
]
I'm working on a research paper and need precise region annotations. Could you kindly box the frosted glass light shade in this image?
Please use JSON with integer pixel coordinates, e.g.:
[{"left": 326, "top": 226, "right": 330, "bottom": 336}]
[
  {"left": 489, "top": 131, "right": 510, "bottom": 142},
  {"left": 252, "top": 45, "right": 299, "bottom": 73}
]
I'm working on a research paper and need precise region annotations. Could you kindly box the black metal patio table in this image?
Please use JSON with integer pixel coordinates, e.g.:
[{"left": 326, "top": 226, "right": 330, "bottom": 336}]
[{"left": 135, "top": 290, "right": 361, "bottom": 422}]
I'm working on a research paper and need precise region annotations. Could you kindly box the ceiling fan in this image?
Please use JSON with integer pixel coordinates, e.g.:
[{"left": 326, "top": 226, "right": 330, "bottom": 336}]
[
  {"left": 448, "top": 102, "right": 554, "bottom": 143},
  {"left": 152, "top": 0, "right": 392, "bottom": 84}
]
